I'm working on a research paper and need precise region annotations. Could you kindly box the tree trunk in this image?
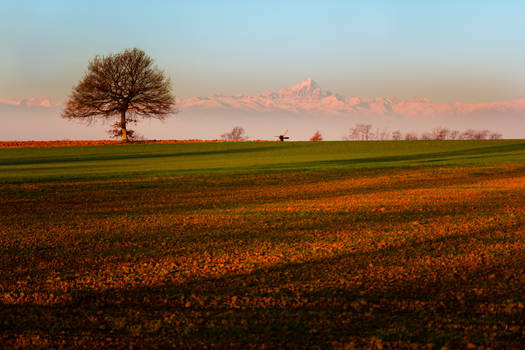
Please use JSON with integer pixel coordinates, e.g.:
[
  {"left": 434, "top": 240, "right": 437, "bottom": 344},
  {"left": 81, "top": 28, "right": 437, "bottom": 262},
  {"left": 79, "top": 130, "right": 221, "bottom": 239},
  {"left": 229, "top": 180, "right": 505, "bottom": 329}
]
[{"left": 120, "top": 111, "right": 128, "bottom": 142}]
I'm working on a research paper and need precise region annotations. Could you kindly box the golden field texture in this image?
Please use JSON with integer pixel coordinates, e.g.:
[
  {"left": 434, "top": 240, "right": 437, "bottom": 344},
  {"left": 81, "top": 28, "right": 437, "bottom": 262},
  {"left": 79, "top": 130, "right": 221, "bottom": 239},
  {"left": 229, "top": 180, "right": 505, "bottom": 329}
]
[{"left": 0, "top": 164, "right": 524, "bottom": 348}]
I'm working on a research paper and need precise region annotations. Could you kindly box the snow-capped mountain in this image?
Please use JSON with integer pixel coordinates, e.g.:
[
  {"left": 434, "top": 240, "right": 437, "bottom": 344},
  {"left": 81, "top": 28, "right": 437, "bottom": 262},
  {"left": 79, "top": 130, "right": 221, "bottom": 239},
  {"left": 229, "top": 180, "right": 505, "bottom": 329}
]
[
  {"left": 179, "top": 78, "right": 346, "bottom": 114},
  {"left": 3, "top": 80, "right": 525, "bottom": 119},
  {"left": 178, "top": 79, "right": 525, "bottom": 117}
]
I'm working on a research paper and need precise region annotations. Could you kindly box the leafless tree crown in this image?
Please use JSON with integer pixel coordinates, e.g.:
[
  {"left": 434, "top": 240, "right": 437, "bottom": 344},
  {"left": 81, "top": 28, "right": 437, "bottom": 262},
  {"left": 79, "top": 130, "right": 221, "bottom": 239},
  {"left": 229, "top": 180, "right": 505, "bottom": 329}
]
[
  {"left": 345, "top": 124, "right": 372, "bottom": 140},
  {"left": 221, "top": 126, "right": 248, "bottom": 141},
  {"left": 62, "top": 48, "right": 176, "bottom": 141}
]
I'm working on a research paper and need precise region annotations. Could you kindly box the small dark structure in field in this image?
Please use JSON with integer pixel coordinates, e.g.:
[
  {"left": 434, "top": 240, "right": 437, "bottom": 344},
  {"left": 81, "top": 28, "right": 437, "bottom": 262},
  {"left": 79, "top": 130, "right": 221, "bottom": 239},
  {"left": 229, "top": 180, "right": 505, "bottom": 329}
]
[{"left": 276, "top": 130, "right": 290, "bottom": 142}]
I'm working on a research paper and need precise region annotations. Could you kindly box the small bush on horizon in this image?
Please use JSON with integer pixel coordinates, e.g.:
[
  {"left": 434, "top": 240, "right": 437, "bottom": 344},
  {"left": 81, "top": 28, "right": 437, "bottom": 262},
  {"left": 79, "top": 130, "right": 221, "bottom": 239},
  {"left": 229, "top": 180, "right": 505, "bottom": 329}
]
[{"left": 310, "top": 131, "right": 323, "bottom": 141}]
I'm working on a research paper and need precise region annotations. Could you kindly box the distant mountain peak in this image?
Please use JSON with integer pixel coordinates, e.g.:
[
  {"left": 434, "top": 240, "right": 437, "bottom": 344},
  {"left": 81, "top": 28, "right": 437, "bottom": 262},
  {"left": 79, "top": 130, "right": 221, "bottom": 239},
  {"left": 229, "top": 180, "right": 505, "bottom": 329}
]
[
  {"left": 279, "top": 78, "right": 326, "bottom": 98},
  {"left": 291, "top": 78, "right": 319, "bottom": 90},
  {"left": 174, "top": 81, "right": 525, "bottom": 118}
]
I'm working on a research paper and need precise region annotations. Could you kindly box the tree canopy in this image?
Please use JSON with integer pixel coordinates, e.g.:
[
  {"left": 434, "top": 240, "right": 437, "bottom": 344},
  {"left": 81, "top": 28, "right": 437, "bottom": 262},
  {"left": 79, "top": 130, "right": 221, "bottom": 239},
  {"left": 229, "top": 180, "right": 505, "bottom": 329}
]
[{"left": 62, "top": 48, "right": 176, "bottom": 142}]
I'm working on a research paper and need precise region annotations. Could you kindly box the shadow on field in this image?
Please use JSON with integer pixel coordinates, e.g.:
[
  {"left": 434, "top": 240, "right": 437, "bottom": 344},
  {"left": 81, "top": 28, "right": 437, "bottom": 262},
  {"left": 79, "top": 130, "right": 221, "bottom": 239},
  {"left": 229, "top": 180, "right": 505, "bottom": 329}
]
[
  {"left": 0, "top": 145, "right": 277, "bottom": 166},
  {"left": 2, "top": 165, "right": 523, "bottom": 225},
  {"left": 1, "top": 160, "right": 524, "bottom": 347},
  {"left": 2, "top": 142, "right": 524, "bottom": 170},
  {"left": 2, "top": 221, "right": 524, "bottom": 348},
  {"left": 74, "top": 164, "right": 524, "bottom": 216},
  {"left": 2, "top": 179, "right": 518, "bottom": 273}
]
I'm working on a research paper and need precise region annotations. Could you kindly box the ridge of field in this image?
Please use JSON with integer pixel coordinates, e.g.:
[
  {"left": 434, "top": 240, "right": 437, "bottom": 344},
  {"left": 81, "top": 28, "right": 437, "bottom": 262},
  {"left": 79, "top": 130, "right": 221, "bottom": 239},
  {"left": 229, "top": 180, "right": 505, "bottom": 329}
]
[{"left": 0, "top": 140, "right": 524, "bottom": 182}]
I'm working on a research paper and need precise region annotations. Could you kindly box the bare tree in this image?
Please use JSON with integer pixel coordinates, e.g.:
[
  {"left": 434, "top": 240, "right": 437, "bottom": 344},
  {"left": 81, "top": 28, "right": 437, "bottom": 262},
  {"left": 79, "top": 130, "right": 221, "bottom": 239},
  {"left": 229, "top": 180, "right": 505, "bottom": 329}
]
[
  {"left": 371, "top": 127, "right": 380, "bottom": 141},
  {"left": 391, "top": 130, "right": 402, "bottom": 141},
  {"left": 421, "top": 132, "right": 433, "bottom": 140},
  {"left": 404, "top": 132, "right": 418, "bottom": 140},
  {"left": 449, "top": 130, "right": 460, "bottom": 140},
  {"left": 62, "top": 48, "right": 176, "bottom": 142},
  {"left": 358, "top": 124, "right": 372, "bottom": 140},
  {"left": 346, "top": 123, "right": 373, "bottom": 140},
  {"left": 473, "top": 129, "right": 490, "bottom": 140},
  {"left": 221, "top": 126, "right": 248, "bottom": 141},
  {"left": 489, "top": 132, "right": 502, "bottom": 140},
  {"left": 310, "top": 130, "right": 323, "bottom": 141},
  {"left": 432, "top": 127, "right": 450, "bottom": 140},
  {"left": 345, "top": 126, "right": 361, "bottom": 140},
  {"left": 378, "top": 128, "right": 391, "bottom": 141},
  {"left": 459, "top": 129, "right": 476, "bottom": 140}
]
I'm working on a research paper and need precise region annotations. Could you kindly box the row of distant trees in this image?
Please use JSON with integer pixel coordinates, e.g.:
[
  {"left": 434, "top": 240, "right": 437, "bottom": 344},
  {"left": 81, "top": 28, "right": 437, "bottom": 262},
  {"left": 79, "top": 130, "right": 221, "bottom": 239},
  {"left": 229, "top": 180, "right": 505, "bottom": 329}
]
[
  {"left": 343, "top": 124, "right": 502, "bottom": 141},
  {"left": 220, "top": 125, "right": 503, "bottom": 142}
]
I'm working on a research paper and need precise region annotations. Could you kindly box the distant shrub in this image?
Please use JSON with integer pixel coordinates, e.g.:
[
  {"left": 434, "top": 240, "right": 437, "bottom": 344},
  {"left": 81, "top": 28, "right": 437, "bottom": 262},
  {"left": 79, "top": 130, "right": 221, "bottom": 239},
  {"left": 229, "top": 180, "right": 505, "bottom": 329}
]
[{"left": 310, "top": 131, "right": 323, "bottom": 141}]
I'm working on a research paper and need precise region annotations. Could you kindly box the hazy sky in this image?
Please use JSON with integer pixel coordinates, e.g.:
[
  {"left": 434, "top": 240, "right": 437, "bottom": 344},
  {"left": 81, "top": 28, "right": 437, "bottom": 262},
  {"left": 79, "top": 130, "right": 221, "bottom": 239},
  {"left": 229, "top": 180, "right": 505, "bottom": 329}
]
[{"left": 2, "top": 0, "right": 525, "bottom": 104}]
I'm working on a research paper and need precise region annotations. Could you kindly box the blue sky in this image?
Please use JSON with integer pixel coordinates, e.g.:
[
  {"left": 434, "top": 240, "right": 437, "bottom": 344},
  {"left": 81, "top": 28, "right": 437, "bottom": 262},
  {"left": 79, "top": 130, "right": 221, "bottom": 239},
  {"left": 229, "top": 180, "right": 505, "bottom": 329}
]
[{"left": 2, "top": 0, "right": 525, "bottom": 103}]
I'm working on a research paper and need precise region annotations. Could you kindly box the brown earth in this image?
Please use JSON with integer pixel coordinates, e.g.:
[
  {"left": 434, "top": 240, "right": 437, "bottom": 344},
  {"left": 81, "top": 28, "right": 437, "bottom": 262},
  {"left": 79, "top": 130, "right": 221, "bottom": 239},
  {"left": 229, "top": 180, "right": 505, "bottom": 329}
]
[{"left": 0, "top": 139, "right": 268, "bottom": 148}]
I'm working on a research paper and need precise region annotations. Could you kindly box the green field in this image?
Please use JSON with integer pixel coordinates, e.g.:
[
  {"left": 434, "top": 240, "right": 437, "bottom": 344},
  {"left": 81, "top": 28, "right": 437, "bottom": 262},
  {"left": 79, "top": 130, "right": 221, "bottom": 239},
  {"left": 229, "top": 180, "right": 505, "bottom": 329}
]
[
  {"left": 1, "top": 140, "right": 524, "bottom": 182},
  {"left": 1, "top": 140, "right": 524, "bottom": 348}
]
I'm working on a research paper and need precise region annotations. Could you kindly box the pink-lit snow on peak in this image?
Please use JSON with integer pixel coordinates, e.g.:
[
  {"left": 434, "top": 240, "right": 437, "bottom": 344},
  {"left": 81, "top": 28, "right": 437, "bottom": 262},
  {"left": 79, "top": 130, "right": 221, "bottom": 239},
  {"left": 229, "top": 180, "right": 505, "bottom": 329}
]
[{"left": 178, "top": 79, "right": 525, "bottom": 117}]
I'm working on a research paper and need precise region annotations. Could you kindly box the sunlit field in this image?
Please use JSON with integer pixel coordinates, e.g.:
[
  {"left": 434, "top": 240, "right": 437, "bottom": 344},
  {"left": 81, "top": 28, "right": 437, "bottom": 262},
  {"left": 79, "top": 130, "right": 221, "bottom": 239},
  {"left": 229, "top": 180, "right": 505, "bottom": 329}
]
[{"left": 1, "top": 140, "right": 524, "bottom": 348}]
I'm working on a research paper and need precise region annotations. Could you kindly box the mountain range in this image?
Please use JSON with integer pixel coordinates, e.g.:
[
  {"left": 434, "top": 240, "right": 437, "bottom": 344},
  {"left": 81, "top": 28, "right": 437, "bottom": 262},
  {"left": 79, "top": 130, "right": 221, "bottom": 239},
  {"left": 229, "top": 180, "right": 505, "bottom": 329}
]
[
  {"left": 178, "top": 78, "right": 525, "bottom": 118},
  {"left": 3, "top": 79, "right": 525, "bottom": 118}
]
